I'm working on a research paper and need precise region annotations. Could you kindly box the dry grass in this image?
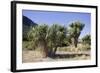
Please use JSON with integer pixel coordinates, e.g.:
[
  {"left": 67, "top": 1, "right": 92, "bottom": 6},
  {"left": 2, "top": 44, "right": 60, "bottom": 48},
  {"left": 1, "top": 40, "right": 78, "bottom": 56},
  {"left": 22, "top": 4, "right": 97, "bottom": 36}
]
[
  {"left": 22, "top": 42, "right": 91, "bottom": 63},
  {"left": 22, "top": 50, "right": 45, "bottom": 63},
  {"left": 22, "top": 50, "right": 91, "bottom": 63}
]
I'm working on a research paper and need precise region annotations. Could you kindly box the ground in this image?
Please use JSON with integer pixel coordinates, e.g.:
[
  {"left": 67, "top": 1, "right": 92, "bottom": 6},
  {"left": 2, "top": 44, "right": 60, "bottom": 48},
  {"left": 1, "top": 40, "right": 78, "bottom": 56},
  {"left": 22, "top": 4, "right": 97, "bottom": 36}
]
[{"left": 22, "top": 50, "right": 91, "bottom": 63}]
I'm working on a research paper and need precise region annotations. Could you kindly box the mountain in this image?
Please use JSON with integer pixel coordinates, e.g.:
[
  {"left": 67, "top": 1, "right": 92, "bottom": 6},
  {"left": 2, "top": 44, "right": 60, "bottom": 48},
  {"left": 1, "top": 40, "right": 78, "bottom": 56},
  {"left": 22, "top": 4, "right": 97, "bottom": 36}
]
[
  {"left": 23, "top": 16, "right": 38, "bottom": 41},
  {"left": 23, "top": 16, "right": 38, "bottom": 26}
]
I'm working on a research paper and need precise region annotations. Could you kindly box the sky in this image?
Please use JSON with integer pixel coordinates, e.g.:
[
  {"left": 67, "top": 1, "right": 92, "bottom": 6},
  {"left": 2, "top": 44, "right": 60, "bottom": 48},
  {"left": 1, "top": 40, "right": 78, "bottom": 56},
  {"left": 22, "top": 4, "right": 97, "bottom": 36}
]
[{"left": 22, "top": 10, "right": 91, "bottom": 38}]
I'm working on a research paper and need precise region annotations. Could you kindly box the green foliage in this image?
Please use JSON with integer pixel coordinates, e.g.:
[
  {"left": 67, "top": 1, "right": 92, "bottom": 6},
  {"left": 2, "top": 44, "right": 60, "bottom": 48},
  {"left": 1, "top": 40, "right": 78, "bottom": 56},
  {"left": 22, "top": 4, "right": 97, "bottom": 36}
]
[
  {"left": 47, "top": 24, "right": 67, "bottom": 47},
  {"left": 22, "top": 21, "right": 90, "bottom": 58},
  {"left": 23, "top": 25, "right": 33, "bottom": 41},
  {"left": 28, "top": 24, "right": 48, "bottom": 45},
  {"left": 69, "top": 21, "right": 85, "bottom": 37},
  {"left": 27, "top": 24, "right": 49, "bottom": 57},
  {"left": 69, "top": 21, "right": 85, "bottom": 47},
  {"left": 47, "top": 24, "right": 67, "bottom": 55},
  {"left": 82, "top": 34, "right": 91, "bottom": 45},
  {"left": 64, "top": 35, "right": 72, "bottom": 46},
  {"left": 27, "top": 24, "right": 67, "bottom": 56},
  {"left": 22, "top": 41, "right": 35, "bottom": 50}
]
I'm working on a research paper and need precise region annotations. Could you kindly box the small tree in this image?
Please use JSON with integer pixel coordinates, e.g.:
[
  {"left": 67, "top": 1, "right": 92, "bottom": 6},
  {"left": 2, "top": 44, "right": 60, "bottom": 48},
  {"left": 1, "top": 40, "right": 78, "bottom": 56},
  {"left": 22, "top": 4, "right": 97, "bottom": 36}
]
[
  {"left": 82, "top": 34, "right": 91, "bottom": 45},
  {"left": 47, "top": 24, "right": 67, "bottom": 55},
  {"left": 69, "top": 21, "right": 85, "bottom": 47}
]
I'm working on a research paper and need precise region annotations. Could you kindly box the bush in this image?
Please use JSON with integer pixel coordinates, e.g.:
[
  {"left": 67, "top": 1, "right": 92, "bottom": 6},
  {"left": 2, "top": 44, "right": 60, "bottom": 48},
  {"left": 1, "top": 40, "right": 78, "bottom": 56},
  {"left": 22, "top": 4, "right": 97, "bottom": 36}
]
[
  {"left": 22, "top": 41, "right": 35, "bottom": 50},
  {"left": 78, "top": 44, "right": 91, "bottom": 51}
]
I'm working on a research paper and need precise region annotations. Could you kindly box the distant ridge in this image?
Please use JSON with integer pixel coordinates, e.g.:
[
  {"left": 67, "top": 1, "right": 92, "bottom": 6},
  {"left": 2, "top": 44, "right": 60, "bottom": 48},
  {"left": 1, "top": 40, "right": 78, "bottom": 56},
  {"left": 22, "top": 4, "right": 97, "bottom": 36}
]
[{"left": 23, "top": 15, "right": 38, "bottom": 26}]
